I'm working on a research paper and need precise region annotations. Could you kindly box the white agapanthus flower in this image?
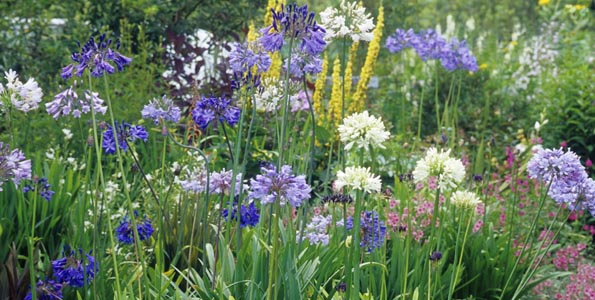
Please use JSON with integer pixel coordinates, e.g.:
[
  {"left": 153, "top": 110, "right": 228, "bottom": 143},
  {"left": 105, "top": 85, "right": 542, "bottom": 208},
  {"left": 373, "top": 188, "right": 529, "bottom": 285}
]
[
  {"left": 319, "top": 0, "right": 375, "bottom": 42},
  {"left": 0, "top": 69, "right": 43, "bottom": 112},
  {"left": 451, "top": 190, "right": 481, "bottom": 209},
  {"left": 338, "top": 111, "right": 390, "bottom": 151},
  {"left": 335, "top": 166, "right": 382, "bottom": 193},
  {"left": 412, "top": 147, "right": 466, "bottom": 191}
]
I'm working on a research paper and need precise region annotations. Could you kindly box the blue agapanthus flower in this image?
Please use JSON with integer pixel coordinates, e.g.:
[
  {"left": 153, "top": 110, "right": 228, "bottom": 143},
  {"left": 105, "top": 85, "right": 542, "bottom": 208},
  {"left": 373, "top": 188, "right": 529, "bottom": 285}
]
[
  {"left": 23, "top": 177, "right": 55, "bottom": 201},
  {"left": 102, "top": 121, "right": 148, "bottom": 155},
  {"left": 385, "top": 28, "right": 417, "bottom": 53},
  {"left": 141, "top": 95, "right": 181, "bottom": 125},
  {"left": 0, "top": 142, "right": 31, "bottom": 191},
  {"left": 51, "top": 248, "right": 97, "bottom": 288},
  {"left": 192, "top": 96, "right": 241, "bottom": 130},
  {"left": 248, "top": 164, "right": 311, "bottom": 207},
  {"left": 25, "top": 279, "right": 63, "bottom": 300},
  {"left": 346, "top": 211, "right": 387, "bottom": 252},
  {"left": 222, "top": 201, "right": 260, "bottom": 228},
  {"left": 116, "top": 212, "right": 154, "bottom": 244},
  {"left": 259, "top": 3, "right": 326, "bottom": 56},
  {"left": 61, "top": 33, "right": 132, "bottom": 79}
]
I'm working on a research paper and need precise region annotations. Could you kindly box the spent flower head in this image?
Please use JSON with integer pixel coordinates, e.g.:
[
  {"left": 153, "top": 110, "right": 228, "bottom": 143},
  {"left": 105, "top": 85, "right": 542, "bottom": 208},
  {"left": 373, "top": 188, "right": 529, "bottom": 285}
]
[
  {"left": 0, "top": 142, "right": 31, "bottom": 191},
  {"left": 61, "top": 33, "right": 132, "bottom": 78},
  {"left": 335, "top": 166, "right": 382, "bottom": 193},
  {"left": 102, "top": 121, "right": 148, "bottom": 155},
  {"left": 141, "top": 95, "right": 181, "bottom": 125},
  {"left": 51, "top": 248, "right": 97, "bottom": 288},
  {"left": 338, "top": 111, "right": 390, "bottom": 151},
  {"left": 45, "top": 82, "right": 107, "bottom": 119},
  {"left": 248, "top": 164, "right": 311, "bottom": 207},
  {"left": 319, "top": 0, "right": 375, "bottom": 42},
  {"left": 192, "top": 95, "right": 241, "bottom": 130},
  {"left": 25, "top": 279, "right": 63, "bottom": 300},
  {"left": 412, "top": 147, "right": 466, "bottom": 191},
  {"left": 0, "top": 69, "right": 43, "bottom": 113}
]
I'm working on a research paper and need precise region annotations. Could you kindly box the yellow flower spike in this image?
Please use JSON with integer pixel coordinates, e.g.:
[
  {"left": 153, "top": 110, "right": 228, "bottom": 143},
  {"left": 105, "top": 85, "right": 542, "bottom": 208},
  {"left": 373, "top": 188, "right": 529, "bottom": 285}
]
[
  {"left": 538, "top": 0, "right": 550, "bottom": 5},
  {"left": 313, "top": 53, "right": 329, "bottom": 126},
  {"left": 351, "top": 3, "right": 384, "bottom": 113},
  {"left": 344, "top": 41, "right": 359, "bottom": 112},
  {"left": 328, "top": 57, "right": 343, "bottom": 127},
  {"left": 247, "top": 21, "right": 257, "bottom": 42}
]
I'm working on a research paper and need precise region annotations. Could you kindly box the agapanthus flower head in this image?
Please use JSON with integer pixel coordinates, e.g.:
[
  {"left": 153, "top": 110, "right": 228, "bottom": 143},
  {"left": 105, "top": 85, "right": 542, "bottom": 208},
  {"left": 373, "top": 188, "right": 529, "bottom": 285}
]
[
  {"left": 229, "top": 41, "right": 272, "bottom": 74},
  {"left": 319, "top": 0, "right": 375, "bottom": 42},
  {"left": 222, "top": 201, "right": 260, "bottom": 228},
  {"left": 386, "top": 28, "right": 417, "bottom": 53},
  {"left": 527, "top": 148, "right": 587, "bottom": 187},
  {"left": 102, "top": 121, "right": 148, "bottom": 155},
  {"left": 0, "top": 142, "right": 31, "bottom": 191},
  {"left": 61, "top": 33, "right": 132, "bottom": 78},
  {"left": 412, "top": 147, "right": 466, "bottom": 191},
  {"left": 259, "top": 3, "right": 326, "bottom": 56},
  {"left": 251, "top": 78, "right": 301, "bottom": 112},
  {"left": 141, "top": 95, "right": 181, "bottom": 125},
  {"left": 284, "top": 48, "right": 323, "bottom": 77},
  {"left": 248, "top": 164, "right": 311, "bottom": 207},
  {"left": 554, "top": 177, "right": 595, "bottom": 212},
  {"left": 178, "top": 166, "right": 207, "bottom": 193},
  {"left": 0, "top": 69, "right": 43, "bottom": 113},
  {"left": 25, "top": 279, "right": 63, "bottom": 300},
  {"left": 429, "top": 250, "right": 443, "bottom": 261},
  {"left": 346, "top": 211, "right": 386, "bottom": 252},
  {"left": 439, "top": 38, "right": 478, "bottom": 72},
  {"left": 338, "top": 111, "right": 390, "bottom": 151},
  {"left": 301, "top": 214, "right": 333, "bottom": 245},
  {"left": 210, "top": 169, "right": 246, "bottom": 195},
  {"left": 451, "top": 190, "right": 481, "bottom": 209},
  {"left": 321, "top": 193, "right": 353, "bottom": 204},
  {"left": 51, "top": 247, "right": 97, "bottom": 288},
  {"left": 192, "top": 95, "right": 241, "bottom": 130},
  {"left": 116, "top": 212, "right": 154, "bottom": 244},
  {"left": 45, "top": 82, "right": 107, "bottom": 119},
  {"left": 23, "top": 177, "right": 55, "bottom": 201},
  {"left": 334, "top": 166, "right": 382, "bottom": 193},
  {"left": 409, "top": 29, "right": 446, "bottom": 61}
]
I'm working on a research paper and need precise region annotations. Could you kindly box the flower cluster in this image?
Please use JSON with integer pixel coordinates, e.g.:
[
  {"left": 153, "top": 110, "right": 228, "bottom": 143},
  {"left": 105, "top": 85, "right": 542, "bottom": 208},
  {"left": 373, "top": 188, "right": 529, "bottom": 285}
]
[
  {"left": 386, "top": 28, "right": 478, "bottom": 72},
  {"left": 248, "top": 164, "right": 311, "bottom": 207},
  {"left": 61, "top": 33, "right": 132, "bottom": 78},
  {"left": 210, "top": 169, "right": 246, "bottom": 195},
  {"left": 116, "top": 213, "right": 155, "bottom": 244},
  {"left": 338, "top": 111, "right": 390, "bottom": 151},
  {"left": 319, "top": 0, "right": 375, "bottom": 42},
  {"left": 45, "top": 83, "right": 107, "bottom": 119},
  {"left": 179, "top": 167, "right": 207, "bottom": 193},
  {"left": 102, "top": 121, "right": 148, "bottom": 155},
  {"left": 412, "top": 147, "right": 466, "bottom": 191},
  {"left": 285, "top": 50, "right": 323, "bottom": 77},
  {"left": 335, "top": 166, "right": 382, "bottom": 193},
  {"left": 0, "top": 69, "right": 43, "bottom": 113},
  {"left": 141, "top": 95, "right": 181, "bottom": 125},
  {"left": 192, "top": 96, "right": 241, "bottom": 130},
  {"left": 0, "top": 142, "right": 31, "bottom": 191},
  {"left": 451, "top": 190, "right": 481, "bottom": 209},
  {"left": 301, "top": 214, "right": 332, "bottom": 245},
  {"left": 229, "top": 41, "right": 271, "bottom": 90},
  {"left": 259, "top": 3, "right": 326, "bottom": 56},
  {"left": 51, "top": 248, "right": 97, "bottom": 288},
  {"left": 346, "top": 211, "right": 386, "bottom": 252},
  {"left": 25, "top": 279, "right": 63, "bottom": 300},
  {"left": 23, "top": 177, "right": 55, "bottom": 201},
  {"left": 321, "top": 193, "right": 353, "bottom": 204},
  {"left": 222, "top": 201, "right": 260, "bottom": 228}
]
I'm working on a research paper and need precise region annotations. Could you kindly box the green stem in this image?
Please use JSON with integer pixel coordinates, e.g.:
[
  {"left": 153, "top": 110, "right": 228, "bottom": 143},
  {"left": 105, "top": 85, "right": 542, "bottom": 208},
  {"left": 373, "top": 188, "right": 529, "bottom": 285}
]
[
  {"left": 448, "top": 208, "right": 473, "bottom": 299},
  {"left": 417, "top": 83, "right": 426, "bottom": 141},
  {"left": 278, "top": 38, "right": 294, "bottom": 168},
  {"left": 350, "top": 190, "right": 364, "bottom": 300},
  {"left": 266, "top": 199, "right": 282, "bottom": 300},
  {"left": 434, "top": 65, "right": 440, "bottom": 135},
  {"left": 302, "top": 76, "right": 316, "bottom": 185},
  {"left": 28, "top": 191, "right": 38, "bottom": 300}
]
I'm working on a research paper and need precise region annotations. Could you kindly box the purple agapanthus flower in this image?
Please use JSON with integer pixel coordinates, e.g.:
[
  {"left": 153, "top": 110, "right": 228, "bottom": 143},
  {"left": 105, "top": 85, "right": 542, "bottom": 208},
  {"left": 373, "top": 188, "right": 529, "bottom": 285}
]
[
  {"left": 248, "top": 164, "right": 311, "bottom": 207},
  {"left": 346, "top": 211, "right": 387, "bottom": 252},
  {"left": 116, "top": 212, "right": 154, "bottom": 244},
  {"left": 385, "top": 28, "right": 417, "bottom": 53},
  {"left": 25, "top": 279, "right": 63, "bottom": 300},
  {"left": 52, "top": 248, "right": 97, "bottom": 288},
  {"left": 141, "top": 95, "right": 181, "bottom": 125},
  {"left": 45, "top": 82, "right": 107, "bottom": 119},
  {"left": 23, "top": 177, "right": 55, "bottom": 201},
  {"left": 259, "top": 3, "right": 326, "bottom": 56},
  {"left": 302, "top": 214, "right": 332, "bottom": 246},
  {"left": 229, "top": 42, "right": 272, "bottom": 74},
  {"left": 61, "top": 33, "right": 132, "bottom": 78},
  {"left": 285, "top": 49, "right": 323, "bottom": 77},
  {"left": 222, "top": 201, "right": 260, "bottom": 228},
  {"left": 210, "top": 169, "right": 245, "bottom": 195},
  {"left": 102, "top": 121, "right": 148, "bottom": 155},
  {"left": 0, "top": 142, "right": 31, "bottom": 191},
  {"left": 192, "top": 96, "right": 241, "bottom": 130},
  {"left": 439, "top": 38, "right": 478, "bottom": 72}
]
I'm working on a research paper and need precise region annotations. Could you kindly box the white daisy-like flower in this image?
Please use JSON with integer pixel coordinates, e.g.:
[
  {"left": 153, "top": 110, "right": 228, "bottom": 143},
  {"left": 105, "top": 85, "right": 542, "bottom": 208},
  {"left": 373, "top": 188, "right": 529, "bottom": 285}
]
[
  {"left": 338, "top": 111, "right": 390, "bottom": 152},
  {"left": 319, "top": 0, "right": 375, "bottom": 42},
  {"left": 412, "top": 147, "right": 466, "bottom": 191},
  {"left": 1, "top": 69, "right": 43, "bottom": 113},
  {"left": 451, "top": 190, "right": 481, "bottom": 209},
  {"left": 335, "top": 166, "right": 382, "bottom": 193}
]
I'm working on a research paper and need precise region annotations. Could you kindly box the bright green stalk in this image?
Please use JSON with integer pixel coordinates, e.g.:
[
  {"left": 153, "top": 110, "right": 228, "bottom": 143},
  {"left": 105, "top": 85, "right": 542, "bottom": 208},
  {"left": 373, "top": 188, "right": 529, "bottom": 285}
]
[
  {"left": 278, "top": 38, "right": 294, "bottom": 168},
  {"left": 417, "top": 82, "right": 426, "bottom": 141},
  {"left": 434, "top": 65, "right": 441, "bottom": 135},
  {"left": 266, "top": 199, "right": 282, "bottom": 300},
  {"left": 350, "top": 189, "right": 364, "bottom": 300},
  {"left": 302, "top": 76, "right": 316, "bottom": 185},
  {"left": 27, "top": 191, "right": 38, "bottom": 300},
  {"left": 448, "top": 208, "right": 473, "bottom": 299}
]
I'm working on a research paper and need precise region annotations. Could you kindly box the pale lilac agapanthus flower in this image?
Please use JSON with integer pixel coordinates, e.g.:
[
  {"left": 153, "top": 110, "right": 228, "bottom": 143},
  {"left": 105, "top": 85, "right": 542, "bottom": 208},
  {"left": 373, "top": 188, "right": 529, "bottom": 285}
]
[
  {"left": 248, "top": 163, "right": 311, "bottom": 207},
  {"left": 141, "top": 95, "right": 181, "bottom": 125},
  {"left": 0, "top": 142, "right": 32, "bottom": 191},
  {"left": 46, "top": 82, "right": 107, "bottom": 119}
]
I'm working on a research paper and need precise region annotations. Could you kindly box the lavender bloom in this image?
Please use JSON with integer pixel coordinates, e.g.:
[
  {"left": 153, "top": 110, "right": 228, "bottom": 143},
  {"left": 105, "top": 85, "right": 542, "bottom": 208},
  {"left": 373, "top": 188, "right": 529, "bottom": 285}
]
[
  {"left": 192, "top": 96, "right": 241, "bottom": 130},
  {"left": 102, "top": 122, "right": 148, "bottom": 155},
  {"left": 52, "top": 248, "right": 97, "bottom": 287},
  {"left": 285, "top": 49, "right": 323, "bottom": 77},
  {"left": 346, "top": 211, "right": 387, "bottom": 252},
  {"left": 222, "top": 201, "right": 260, "bottom": 228},
  {"left": 179, "top": 167, "right": 207, "bottom": 193},
  {"left": 229, "top": 42, "right": 272, "bottom": 74},
  {"left": 439, "top": 38, "right": 478, "bottom": 72},
  {"left": 116, "top": 213, "right": 154, "bottom": 244},
  {"left": 210, "top": 169, "right": 245, "bottom": 195},
  {"left": 46, "top": 84, "right": 107, "bottom": 119},
  {"left": 410, "top": 29, "right": 446, "bottom": 61},
  {"left": 61, "top": 33, "right": 132, "bottom": 79},
  {"left": 248, "top": 164, "right": 311, "bottom": 207},
  {"left": 385, "top": 28, "right": 416, "bottom": 53},
  {"left": 25, "top": 279, "right": 62, "bottom": 300},
  {"left": 23, "top": 177, "right": 55, "bottom": 201},
  {"left": 141, "top": 95, "right": 181, "bottom": 125},
  {"left": 0, "top": 142, "right": 31, "bottom": 191},
  {"left": 259, "top": 3, "right": 327, "bottom": 56},
  {"left": 301, "top": 214, "right": 332, "bottom": 245}
]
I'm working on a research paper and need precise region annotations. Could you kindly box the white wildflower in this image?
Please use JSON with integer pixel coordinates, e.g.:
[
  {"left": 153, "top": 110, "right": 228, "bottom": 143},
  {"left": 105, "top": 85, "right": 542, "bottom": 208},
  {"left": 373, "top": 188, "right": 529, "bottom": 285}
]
[
  {"left": 335, "top": 166, "right": 381, "bottom": 193},
  {"left": 338, "top": 111, "right": 390, "bottom": 152},
  {"left": 451, "top": 190, "right": 481, "bottom": 209},
  {"left": 319, "top": 0, "right": 375, "bottom": 42},
  {"left": 412, "top": 147, "right": 466, "bottom": 191},
  {"left": 1, "top": 69, "right": 43, "bottom": 112}
]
